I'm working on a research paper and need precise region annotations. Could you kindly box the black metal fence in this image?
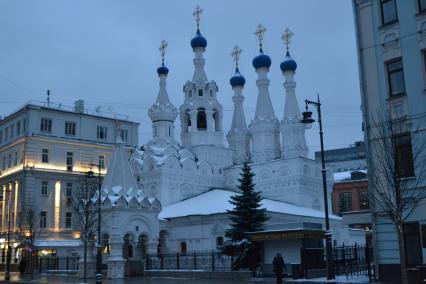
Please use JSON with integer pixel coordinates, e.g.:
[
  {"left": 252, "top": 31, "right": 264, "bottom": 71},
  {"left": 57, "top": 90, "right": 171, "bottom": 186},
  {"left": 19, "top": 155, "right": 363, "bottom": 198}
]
[
  {"left": 301, "top": 243, "right": 375, "bottom": 280},
  {"left": 37, "top": 256, "right": 79, "bottom": 272},
  {"left": 146, "top": 251, "right": 234, "bottom": 271}
]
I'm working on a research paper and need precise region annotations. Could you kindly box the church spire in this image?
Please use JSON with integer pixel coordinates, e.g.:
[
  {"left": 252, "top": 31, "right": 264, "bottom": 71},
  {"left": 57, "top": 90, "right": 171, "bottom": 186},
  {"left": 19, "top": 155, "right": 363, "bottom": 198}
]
[
  {"left": 227, "top": 46, "right": 250, "bottom": 164},
  {"left": 148, "top": 40, "right": 177, "bottom": 144},
  {"left": 249, "top": 24, "right": 281, "bottom": 163},
  {"left": 279, "top": 28, "right": 308, "bottom": 158},
  {"left": 190, "top": 5, "right": 208, "bottom": 83}
]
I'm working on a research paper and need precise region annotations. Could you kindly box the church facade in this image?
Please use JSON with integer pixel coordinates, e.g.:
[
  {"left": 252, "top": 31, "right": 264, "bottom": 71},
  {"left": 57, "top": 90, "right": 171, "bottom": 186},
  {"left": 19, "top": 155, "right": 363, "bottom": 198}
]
[{"left": 95, "top": 8, "right": 362, "bottom": 278}]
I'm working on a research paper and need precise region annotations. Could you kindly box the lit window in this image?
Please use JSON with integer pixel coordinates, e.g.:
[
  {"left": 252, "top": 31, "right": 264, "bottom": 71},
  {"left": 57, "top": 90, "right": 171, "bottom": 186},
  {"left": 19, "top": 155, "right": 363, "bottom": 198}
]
[
  {"left": 65, "top": 122, "right": 76, "bottom": 136},
  {"left": 97, "top": 126, "right": 107, "bottom": 140},
  {"left": 99, "top": 155, "right": 105, "bottom": 169},
  {"left": 40, "top": 211, "right": 47, "bottom": 228},
  {"left": 41, "top": 181, "right": 48, "bottom": 196},
  {"left": 66, "top": 152, "right": 73, "bottom": 171},
  {"left": 42, "top": 149, "right": 49, "bottom": 163},
  {"left": 387, "top": 58, "right": 405, "bottom": 96},
  {"left": 359, "top": 191, "right": 369, "bottom": 210},
  {"left": 65, "top": 212, "right": 72, "bottom": 229},
  {"left": 40, "top": 118, "right": 52, "bottom": 133},
  {"left": 380, "top": 0, "right": 397, "bottom": 25}
]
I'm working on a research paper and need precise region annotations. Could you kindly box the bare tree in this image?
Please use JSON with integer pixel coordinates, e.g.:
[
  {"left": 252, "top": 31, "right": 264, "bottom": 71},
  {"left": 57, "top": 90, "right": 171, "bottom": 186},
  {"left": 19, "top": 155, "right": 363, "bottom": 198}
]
[
  {"left": 17, "top": 200, "right": 40, "bottom": 280},
  {"left": 72, "top": 178, "right": 97, "bottom": 282},
  {"left": 368, "top": 119, "right": 426, "bottom": 284}
]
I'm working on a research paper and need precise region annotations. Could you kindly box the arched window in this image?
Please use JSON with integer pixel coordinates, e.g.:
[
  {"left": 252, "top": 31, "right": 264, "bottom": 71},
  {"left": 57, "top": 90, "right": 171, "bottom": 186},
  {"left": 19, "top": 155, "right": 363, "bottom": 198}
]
[
  {"left": 197, "top": 108, "right": 207, "bottom": 130},
  {"left": 210, "top": 90, "right": 213, "bottom": 97},
  {"left": 123, "top": 233, "right": 134, "bottom": 259},
  {"left": 213, "top": 110, "right": 220, "bottom": 131},
  {"left": 102, "top": 234, "right": 110, "bottom": 254},
  {"left": 180, "top": 241, "right": 187, "bottom": 255}
]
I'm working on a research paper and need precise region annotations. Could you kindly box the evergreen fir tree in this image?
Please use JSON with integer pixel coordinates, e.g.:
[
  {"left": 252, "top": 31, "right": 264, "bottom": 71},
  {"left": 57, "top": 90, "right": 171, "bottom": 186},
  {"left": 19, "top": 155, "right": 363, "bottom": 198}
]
[{"left": 226, "top": 163, "right": 269, "bottom": 241}]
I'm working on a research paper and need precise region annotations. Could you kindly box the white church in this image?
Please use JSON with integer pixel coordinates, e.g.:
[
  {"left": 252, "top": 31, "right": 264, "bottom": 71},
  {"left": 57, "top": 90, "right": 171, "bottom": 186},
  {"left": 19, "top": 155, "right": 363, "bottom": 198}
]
[{"left": 96, "top": 7, "right": 363, "bottom": 278}]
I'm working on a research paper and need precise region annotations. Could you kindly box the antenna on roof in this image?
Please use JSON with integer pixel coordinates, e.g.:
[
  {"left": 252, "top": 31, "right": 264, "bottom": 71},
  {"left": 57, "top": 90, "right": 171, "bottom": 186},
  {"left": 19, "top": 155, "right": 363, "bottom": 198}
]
[{"left": 46, "top": 90, "right": 50, "bottom": 107}]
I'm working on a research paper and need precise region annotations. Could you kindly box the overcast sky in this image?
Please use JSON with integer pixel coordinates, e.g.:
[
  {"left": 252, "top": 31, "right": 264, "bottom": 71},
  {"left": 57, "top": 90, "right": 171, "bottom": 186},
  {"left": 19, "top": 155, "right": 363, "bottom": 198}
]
[{"left": 0, "top": 0, "right": 363, "bottom": 156}]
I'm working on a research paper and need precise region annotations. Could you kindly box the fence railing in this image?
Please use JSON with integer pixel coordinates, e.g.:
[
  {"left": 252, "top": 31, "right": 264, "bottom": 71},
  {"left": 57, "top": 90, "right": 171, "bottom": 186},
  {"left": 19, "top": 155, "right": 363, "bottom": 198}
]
[
  {"left": 301, "top": 243, "right": 375, "bottom": 280},
  {"left": 37, "top": 256, "right": 79, "bottom": 272},
  {"left": 146, "top": 251, "right": 234, "bottom": 271}
]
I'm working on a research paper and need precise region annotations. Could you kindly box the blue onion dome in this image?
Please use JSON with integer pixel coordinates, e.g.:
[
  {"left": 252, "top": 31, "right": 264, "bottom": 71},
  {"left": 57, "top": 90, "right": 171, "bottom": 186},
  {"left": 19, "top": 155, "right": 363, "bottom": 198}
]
[
  {"left": 252, "top": 48, "right": 272, "bottom": 69},
  {"left": 230, "top": 67, "right": 246, "bottom": 87},
  {"left": 157, "top": 64, "right": 169, "bottom": 75},
  {"left": 191, "top": 29, "right": 207, "bottom": 49},
  {"left": 280, "top": 51, "right": 297, "bottom": 72}
]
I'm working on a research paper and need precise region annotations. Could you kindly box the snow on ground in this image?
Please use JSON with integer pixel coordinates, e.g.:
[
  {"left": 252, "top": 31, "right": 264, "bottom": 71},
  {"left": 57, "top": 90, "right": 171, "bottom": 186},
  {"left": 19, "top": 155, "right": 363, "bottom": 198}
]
[{"left": 291, "top": 274, "right": 369, "bottom": 283}]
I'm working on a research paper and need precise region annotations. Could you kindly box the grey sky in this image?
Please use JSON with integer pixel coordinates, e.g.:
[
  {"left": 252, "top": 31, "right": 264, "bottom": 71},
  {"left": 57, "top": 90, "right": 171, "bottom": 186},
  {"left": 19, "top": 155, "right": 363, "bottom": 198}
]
[{"left": 0, "top": 0, "right": 363, "bottom": 155}]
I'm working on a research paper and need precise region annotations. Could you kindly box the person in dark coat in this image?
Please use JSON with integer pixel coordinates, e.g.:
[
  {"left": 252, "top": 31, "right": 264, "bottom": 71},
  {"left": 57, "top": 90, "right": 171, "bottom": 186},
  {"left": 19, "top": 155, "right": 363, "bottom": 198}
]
[
  {"left": 18, "top": 258, "right": 27, "bottom": 275},
  {"left": 272, "top": 253, "right": 285, "bottom": 283}
]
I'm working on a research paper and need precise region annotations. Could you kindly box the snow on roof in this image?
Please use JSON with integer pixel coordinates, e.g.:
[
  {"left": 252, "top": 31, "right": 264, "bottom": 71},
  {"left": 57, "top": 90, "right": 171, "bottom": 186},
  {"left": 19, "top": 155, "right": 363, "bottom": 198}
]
[
  {"left": 333, "top": 169, "right": 367, "bottom": 182},
  {"left": 35, "top": 240, "right": 80, "bottom": 247},
  {"left": 159, "top": 189, "right": 341, "bottom": 220}
]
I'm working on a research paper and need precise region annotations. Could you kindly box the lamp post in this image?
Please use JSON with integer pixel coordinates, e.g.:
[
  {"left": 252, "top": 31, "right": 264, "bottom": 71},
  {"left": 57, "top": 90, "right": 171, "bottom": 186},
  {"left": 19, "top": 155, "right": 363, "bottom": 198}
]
[
  {"left": 87, "top": 162, "right": 102, "bottom": 284},
  {"left": 300, "top": 95, "right": 335, "bottom": 280},
  {"left": 4, "top": 187, "right": 11, "bottom": 281}
]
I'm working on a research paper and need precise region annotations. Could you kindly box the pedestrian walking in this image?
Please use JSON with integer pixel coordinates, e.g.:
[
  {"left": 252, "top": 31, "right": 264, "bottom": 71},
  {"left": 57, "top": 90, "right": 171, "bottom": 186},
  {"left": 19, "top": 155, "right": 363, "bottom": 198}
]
[{"left": 273, "top": 252, "right": 285, "bottom": 283}]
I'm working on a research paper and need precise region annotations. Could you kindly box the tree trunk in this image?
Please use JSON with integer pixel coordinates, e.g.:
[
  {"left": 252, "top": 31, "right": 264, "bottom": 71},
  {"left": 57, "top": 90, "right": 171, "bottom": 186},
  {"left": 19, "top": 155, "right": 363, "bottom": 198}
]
[
  {"left": 396, "top": 224, "right": 408, "bottom": 284},
  {"left": 84, "top": 242, "right": 87, "bottom": 282}
]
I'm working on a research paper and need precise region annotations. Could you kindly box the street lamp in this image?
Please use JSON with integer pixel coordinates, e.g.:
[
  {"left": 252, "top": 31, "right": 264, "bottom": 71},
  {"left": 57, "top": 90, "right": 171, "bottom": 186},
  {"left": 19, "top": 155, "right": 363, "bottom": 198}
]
[
  {"left": 300, "top": 95, "right": 335, "bottom": 280},
  {"left": 87, "top": 162, "right": 102, "bottom": 284}
]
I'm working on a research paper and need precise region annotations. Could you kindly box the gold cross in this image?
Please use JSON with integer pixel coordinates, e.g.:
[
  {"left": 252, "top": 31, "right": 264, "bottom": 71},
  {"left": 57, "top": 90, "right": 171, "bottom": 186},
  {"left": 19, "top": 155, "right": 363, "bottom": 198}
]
[
  {"left": 231, "top": 45, "right": 242, "bottom": 68},
  {"left": 281, "top": 28, "right": 294, "bottom": 51},
  {"left": 159, "top": 39, "right": 168, "bottom": 64},
  {"left": 254, "top": 24, "right": 267, "bottom": 49},
  {"left": 193, "top": 5, "right": 203, "bottom": 29}
]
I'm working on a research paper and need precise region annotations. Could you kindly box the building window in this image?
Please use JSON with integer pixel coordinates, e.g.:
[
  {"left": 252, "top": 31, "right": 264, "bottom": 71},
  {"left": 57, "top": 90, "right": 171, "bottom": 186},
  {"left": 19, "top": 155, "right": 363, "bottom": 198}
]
[
  {"left": 10, "top": 125, "right": 14, "bottom": 139},
  {"left": 393, "top": 133, "right": 415, "bottom": 178},
  {"left": 41, "top": 181, "right": 48, "bottom": 196},
  {"left": 65, "top": 212, "right": 72, "bottom": 229},
  {"left": 21, "top": 149, "right": 24, "bottom": 164},
  {"left": 422, "top": 224, "right": 426, "bottom": 249},
  {"left": 198, "top": 89, "right": 203, "bottom": 96},
  {"left": 180, "top": 241, "right": 187, "bottom": 255},
  {"left": 403, "top": 222, "right": 423, "bottom": 267},
  {"left": 387, "top": 58, "right": 405, "bottom": 97},
  {"left": 66, "top": 152, "right": 73, "bottom": 171},
  {"left": 120, "top": 129, "right": 128, "bottom": 142},
  {"left": 380, "top": 0, "right": 397, "bottom": 25},
  {"left": 2, "top": 157, "right": 5, "bottom": 171},
  {"left": 16, "top": 121, "right": 20, "bottom": 136},
  {"left": 14, "top": 152, "right": 17, "bottom": 166},
  {"left": 359, "top": 191, "right": 369, "bottom": 210},
  {"left": 4, "top": 127, "right": 8, "bottom": 141},
  {"left": 40, "top": 211, "right": 47, "bottom": 228},
  {"left": 197, "top": 108, "right": 207, "bottom": 130},
  {"left": 189, "top": 90, "right": 192, "bottom": 97},
  {"left": 419, "top": 0, "right": 426, "bottom": 13},
  {"left": 0, "top": 130, "right": 2, "bottom": 143},
  {"left": 66, "top": 182, "right": 72, "bottom": 198},
  {"left": 65, "top": 122, "right": 76, "bottom": 136},
  {"left": 8, "top": 154, "right": 11, "bottom": 168},
  {"left": 339, "top": 192, "right": 352, "bottom": 213},
  {"left": 99, "top": 155, "right": 105, "bottom": 169},
  {"left": 23, "top": 118, "right": 26, "bottom": 133},
  {"left": 97, "top": 126, "right": 107, "bottom": 140},
  {"left": 216, "top": 236, "right": 224, "bottom": 247},
  {"left": 40, "top": 118, "right": 52, "bottom": 133},
  {"left": 42, "top": 149, "right": 49, "bottom": 163}
]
